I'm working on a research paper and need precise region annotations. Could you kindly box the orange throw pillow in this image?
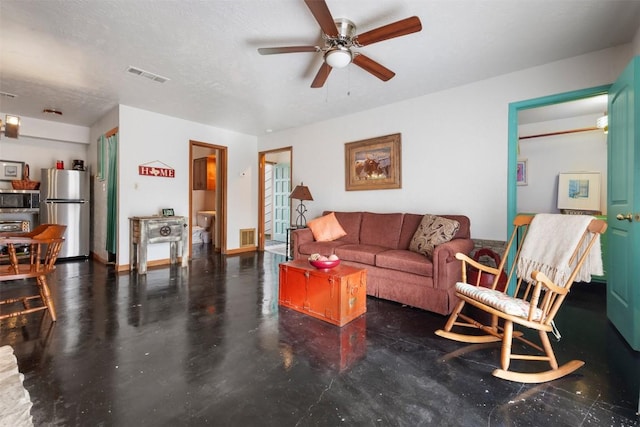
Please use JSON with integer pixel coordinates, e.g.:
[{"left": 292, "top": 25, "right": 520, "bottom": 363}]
[{"left": 307, "top": 212, "right": 347, "bottom": 242}]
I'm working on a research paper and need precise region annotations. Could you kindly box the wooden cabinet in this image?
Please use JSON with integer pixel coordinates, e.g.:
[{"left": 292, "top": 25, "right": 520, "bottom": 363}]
[
  {"left": 193, "top": 156, "right": 216, "bottom": 190},
  {"left": 279, "top": 260, "right": 367, "bottom": 326}
]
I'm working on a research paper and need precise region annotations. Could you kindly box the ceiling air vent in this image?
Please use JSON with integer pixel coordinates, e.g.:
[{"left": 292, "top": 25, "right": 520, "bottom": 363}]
[
  {"left": 126, "top": 66, "right": 170, "bottom": 83},
  {"left": 0, "top": 91, "right": 17, "bottom": 99}
]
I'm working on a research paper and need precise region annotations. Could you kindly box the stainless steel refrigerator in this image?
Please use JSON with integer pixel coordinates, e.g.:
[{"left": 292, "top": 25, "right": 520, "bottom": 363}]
[{"left": 40, "top": 168, "right": 90, "bottom": 258}]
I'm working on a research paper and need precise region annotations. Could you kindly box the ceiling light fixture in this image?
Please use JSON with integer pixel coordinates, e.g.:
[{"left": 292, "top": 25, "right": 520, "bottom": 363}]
[
  {"left": 43, "top": 108, "right": 63, "bottom": 116},
  {"left": 4, "top": 115, "right": 21, "bottom": 138},
  {"left": 324, "top": 46, "right": 352, "bottom": 68},
  {"left": 596, "top": 113, "right": 608, "bottom": 134}
]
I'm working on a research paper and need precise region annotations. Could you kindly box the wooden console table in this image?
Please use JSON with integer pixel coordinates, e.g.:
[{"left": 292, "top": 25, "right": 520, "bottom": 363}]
[{"left": 129, "top": 216, "right": 188, "bottom": 274}]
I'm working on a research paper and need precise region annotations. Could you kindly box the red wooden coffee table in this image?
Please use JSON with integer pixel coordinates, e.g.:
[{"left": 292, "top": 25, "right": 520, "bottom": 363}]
[{"left": 278, "top": 260, "right": 367, "bottom": 326}]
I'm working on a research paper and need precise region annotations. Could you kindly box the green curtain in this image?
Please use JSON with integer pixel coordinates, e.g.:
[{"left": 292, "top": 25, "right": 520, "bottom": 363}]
[{"left": 106, "top": 133, "right": 118, "bottom": 254}]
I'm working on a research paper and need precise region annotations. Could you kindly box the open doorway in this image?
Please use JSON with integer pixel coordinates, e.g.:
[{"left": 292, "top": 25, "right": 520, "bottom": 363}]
[
  {"left": 258, "top": 147, "right": 292, "bottom": 253},
  {"left": 516, "top": 93, "right": 608, "bottom": 215},
  {"left": 189, "top": 140, "right": 228, "bottom": 256},
  {"left": 505, "top": 85, "right": 610, "bottom": 290},
  {"left": 507, "top": 85, "right": 610, "bottom": 233}
]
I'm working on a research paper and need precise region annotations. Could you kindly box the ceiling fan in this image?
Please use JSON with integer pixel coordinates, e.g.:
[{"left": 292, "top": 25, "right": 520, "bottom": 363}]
[{"left": 258, "top": 0, "right": 422, "bottom": 88}]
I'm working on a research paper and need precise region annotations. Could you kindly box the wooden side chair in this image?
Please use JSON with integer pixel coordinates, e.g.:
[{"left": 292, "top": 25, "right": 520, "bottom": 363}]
[
  {"left": 0, "top": 224, "right": 67, "bottom": 322},
  {"left": 435, "top": 214, "right": 607, "bottom": 383}
]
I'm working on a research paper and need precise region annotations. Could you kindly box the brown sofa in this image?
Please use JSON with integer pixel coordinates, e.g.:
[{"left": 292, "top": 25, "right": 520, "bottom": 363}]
[{"left": 291, "top": 211, "right": 474, "bottom": 315}]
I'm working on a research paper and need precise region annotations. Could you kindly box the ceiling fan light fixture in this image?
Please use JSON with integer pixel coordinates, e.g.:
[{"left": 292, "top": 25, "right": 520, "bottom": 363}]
[{"left": 324, "top": 46, "right": 352, "bottom": 68}]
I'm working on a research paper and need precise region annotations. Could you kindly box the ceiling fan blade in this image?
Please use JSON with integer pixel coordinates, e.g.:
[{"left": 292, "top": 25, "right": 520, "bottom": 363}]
[
  {"left": 356, "top": 16, "right": 422, "bottom": 46},
  {"left": 352, "top": 54, "right": 395, "bottom": 81},
  {"left": 258, "top": 46, "right": 319, "bottom": 55},
  {"left": 304, "top": 0, "right": 338, "bottom": 38},
  {"left": 311, "top": 62, "right": 332, "bottom": 88}
]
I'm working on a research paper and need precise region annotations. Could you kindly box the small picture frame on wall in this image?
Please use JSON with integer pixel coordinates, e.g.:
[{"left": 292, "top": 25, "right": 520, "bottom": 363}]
[
  {"left": 516, "top": 159, "right": 528, "bottom": 186},
  {"left": 0, "top": 159, "right": 24, "bottom": 181},
  {"left": 161, "top": 208, "right": 175, "bottom": 217}
]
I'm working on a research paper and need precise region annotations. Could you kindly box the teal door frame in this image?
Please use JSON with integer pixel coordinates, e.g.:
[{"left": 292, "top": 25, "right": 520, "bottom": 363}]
[{"left": 506, "top": 84, "right": 611, "bottom": 292}]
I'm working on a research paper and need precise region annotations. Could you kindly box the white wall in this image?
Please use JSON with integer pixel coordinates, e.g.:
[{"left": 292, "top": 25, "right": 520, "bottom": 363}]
[
  {"left": 0, "top": 135, "right": 88, "bottom": 190},
  {"left": 0, "top": 113, "right": 89, "bottom": 192},
  {"left": 517, "top": 115, "right": 607, "bottom": 215},
  {"left": 117, "top": 105, "right": 257, "bottom": 266},
  {"left": 258, "top": 45, "right": 634, "bottom": 241}
]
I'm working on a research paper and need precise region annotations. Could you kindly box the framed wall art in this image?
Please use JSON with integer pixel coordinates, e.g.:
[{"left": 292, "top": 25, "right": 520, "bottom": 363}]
[
  {"left": 345, "top": 133, "right": 401, "bottom": 191},
  {"left": 0, "top": 159, "right": 24, "bottom": 181},
  {"left": 516, "top": 159, "right": 528, "bottom": 186},
  {"left": 557, "top": 172, "right": 601, "bottom": 212}
]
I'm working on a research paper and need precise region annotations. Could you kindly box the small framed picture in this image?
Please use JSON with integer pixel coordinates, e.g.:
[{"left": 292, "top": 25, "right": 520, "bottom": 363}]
[
  {"left": 0, "top": 159, "right": 24, "bottom": 181},
  {"left": 161, "top": 208, "right": 175, "bottom": 217},
  {"left": 516, "top": 159, "right": 528, "bottom": 186}
]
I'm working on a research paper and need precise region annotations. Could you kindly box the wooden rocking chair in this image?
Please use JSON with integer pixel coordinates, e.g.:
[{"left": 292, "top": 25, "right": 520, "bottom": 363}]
[
  {"left": 435, "top": 214, "right": 607, "bottom": 383},
  {"left": 0, "top": 224, "right": 67, "bottom": 322}
]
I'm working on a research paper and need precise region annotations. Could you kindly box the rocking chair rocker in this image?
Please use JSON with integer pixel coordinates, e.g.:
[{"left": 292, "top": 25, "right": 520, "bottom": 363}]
[{"left": 435, "top": 214, "right": 606, "bottom": 383}]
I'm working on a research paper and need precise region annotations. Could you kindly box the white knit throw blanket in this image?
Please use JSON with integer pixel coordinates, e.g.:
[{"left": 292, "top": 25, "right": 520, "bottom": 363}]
[{"left": 516, "top": 214, "right": 603, "bottom": 286}]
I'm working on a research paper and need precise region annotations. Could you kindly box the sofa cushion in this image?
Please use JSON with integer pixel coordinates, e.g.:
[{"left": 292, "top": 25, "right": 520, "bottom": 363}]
[
  {"left": 398, "top": 213, "right": 424, "bottom": 249},
  {"left": 440, "top": 215, "right": 471, "bottom": 239},
  {"left": 335, "top": 244, "right": 388, "bottom": 266},
  {"left": 359, "top": 212, "right": 404, "bottom": 249},
  {"left": 298, "top": 240, "right": 348, "bottom": 257},
  {"left": 324, "top": 211, "right": 362, "bottom": 244},
  {"left": 409, "top": 214, "right": 460, "bottom": 259},
  {"left": 307, "top": 212, "right": 347, "bottom": 242},
  {"left": 376, "top": 249, "right": 434, "bottom": 277},
  {"left": 400, "top": 214, "right": 471, "bottom": 249}
]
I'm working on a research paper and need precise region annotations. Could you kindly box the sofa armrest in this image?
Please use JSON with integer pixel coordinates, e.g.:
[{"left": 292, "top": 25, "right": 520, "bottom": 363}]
[
  {"left": 290, "top": 228, "right": 314, "bottom": 260},
  {"left": 432, "top": 238, "right": 475, "bottom": 290}
]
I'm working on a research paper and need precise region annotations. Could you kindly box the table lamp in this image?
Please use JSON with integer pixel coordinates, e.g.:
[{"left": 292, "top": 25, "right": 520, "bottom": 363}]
[{"left": 289, "top": 183, "right": 313, "bottom": 227}]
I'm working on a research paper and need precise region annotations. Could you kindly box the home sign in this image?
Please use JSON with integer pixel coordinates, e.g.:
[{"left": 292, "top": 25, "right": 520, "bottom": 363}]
[{"left": 138, "top": 161, "right": 175, "bottom": 178}]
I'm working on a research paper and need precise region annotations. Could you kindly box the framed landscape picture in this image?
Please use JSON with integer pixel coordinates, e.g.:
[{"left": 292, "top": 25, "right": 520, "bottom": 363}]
[{"left": 345, "top": 133, "right": 401, "bottom": 191}]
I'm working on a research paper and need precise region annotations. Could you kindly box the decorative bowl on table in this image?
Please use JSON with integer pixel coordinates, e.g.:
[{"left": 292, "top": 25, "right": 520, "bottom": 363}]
[{"left": 309, "top": 259, "right": 340, "bottom": 269}]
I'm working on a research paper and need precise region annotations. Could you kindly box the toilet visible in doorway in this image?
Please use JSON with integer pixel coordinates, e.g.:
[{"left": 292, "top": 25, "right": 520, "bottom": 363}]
[{"left": 193, "top": 211, "right": 215, "bottom": 246}]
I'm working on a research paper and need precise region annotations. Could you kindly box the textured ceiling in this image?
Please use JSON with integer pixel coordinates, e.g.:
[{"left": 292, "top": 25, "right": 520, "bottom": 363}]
[{"left": 1, "top": 0, "right": 639, "bottom": 136}]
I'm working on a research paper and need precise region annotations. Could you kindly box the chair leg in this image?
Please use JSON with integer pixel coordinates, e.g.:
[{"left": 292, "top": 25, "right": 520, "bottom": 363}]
[
  {"left": 435, "top": 298, "right": 506, "bottom": 343},
  {"left": 500, "top": 320, "right": 513, "bottom": 371},
  {"left": 443, "top": 300, "right": 466, "bottom": 332},
  {"left": 37, "top": 275, "right": 57, "bottom": 322},
  {"left": 493, "top": 325, "right": 585, "bottom": 383},
  {"left": 539, "top": 329, "right": 559, "bottom": 370}
]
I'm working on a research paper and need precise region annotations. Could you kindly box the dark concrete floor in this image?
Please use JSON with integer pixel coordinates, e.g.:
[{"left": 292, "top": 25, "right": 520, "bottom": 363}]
[{"left": 1, "top": 246, "right": 639, "bottom": 426}]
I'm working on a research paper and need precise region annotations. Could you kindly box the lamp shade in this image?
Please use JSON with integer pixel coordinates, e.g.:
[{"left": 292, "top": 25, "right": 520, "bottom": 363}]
[
  {"left": 324, "top": 47, "right": 352, "bottom": 69},
  {"left": 290, "top": 184, "right": 313, "bottom": 201}
]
